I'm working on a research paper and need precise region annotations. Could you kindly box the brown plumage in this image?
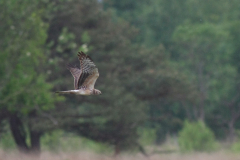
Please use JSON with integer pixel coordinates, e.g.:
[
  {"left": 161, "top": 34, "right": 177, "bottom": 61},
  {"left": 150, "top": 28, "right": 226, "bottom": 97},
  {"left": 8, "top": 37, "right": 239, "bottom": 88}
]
[{"left": 56, "top": 51, "right": 101, "bottom": 95}]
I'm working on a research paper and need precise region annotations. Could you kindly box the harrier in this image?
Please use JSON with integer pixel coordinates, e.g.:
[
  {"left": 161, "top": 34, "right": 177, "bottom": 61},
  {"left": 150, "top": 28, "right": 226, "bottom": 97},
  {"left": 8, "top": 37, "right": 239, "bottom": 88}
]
[{"left": 56, "top": 51, "right": 101, "bottom": 95}]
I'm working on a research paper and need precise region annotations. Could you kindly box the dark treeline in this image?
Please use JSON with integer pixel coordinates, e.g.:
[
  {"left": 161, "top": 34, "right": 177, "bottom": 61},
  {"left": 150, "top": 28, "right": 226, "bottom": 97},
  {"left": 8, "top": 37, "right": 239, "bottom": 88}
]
[{"left": 0, "top": 0, "right": 240, "bottom": 155}]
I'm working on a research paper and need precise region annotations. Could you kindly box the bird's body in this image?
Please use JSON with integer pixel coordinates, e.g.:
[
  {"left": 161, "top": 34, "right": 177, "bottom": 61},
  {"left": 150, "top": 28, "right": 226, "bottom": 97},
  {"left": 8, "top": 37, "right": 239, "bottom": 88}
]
[{"left": 56, "top": 51, "right": 101, "bottom": 96}]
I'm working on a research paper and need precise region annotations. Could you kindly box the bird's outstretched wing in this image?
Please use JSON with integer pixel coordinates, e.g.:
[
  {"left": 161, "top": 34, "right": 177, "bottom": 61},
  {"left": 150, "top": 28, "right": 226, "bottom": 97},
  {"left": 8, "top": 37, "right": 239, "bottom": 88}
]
[
  {"left": 77, "top": 51, "right": 99, "bottom": 90},
  {"left": 67, "top": 64, "right": 82, "bottom": 90}
]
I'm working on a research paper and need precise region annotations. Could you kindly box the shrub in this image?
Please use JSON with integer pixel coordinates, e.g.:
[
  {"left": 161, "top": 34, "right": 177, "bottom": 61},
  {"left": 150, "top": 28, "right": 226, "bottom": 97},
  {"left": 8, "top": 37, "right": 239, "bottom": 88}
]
[
  {"left": 138, "top": 127, "right": 157, "bottom": 146},
  {"left": 41, "top": 130, "right": 111, "bottom": 153},
  {"left": 230, "top": 130, "right": 240, "bottom": 153},
  {"left": 178, "top": 120, "right": 218, "bottom": 152},
  {"left": 231, "top": 142, "right": 240, "bottom": 153},
  {"left": 0, "top": 131, "right": 16, "bottom": 150}
]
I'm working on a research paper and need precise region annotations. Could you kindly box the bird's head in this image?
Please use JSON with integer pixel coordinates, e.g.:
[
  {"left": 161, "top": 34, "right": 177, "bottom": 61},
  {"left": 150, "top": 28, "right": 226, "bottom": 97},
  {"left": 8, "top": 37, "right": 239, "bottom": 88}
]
[{"left": 93, "top": 89, "right": 101, "bottom": 95}]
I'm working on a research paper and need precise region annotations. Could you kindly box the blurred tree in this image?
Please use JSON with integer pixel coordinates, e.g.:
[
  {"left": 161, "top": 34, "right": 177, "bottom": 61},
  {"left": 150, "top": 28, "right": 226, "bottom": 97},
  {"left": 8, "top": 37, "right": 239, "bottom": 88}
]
[
  {"left": 207, "top": 21, "right": 240, "bottom": 142},
  {"left": 39, "top": 0, "right": 148, "bottom": 154},
  {"left": 103, "top": 0, "right": 202, "bottom": 143},
  {"left": 41, "top": 0, "right": 194, "bottom": 153},
  {"left": 0, "top": 0, "right": 60, "bottom": 154},
  {"left": 172, "top": 23, "right": 231, "bottom": 121},
  {"left": 103, "top": 0, "right": 240, "bottom": 54},
  {"left": 172, "top": 20, "right": 240, "bottom": 143},
  {"left": 102, "top": 0, "right": 240, "bottom": 143},
  {"left": 103, "top": 0, "right": 187, "bottom": 47}
]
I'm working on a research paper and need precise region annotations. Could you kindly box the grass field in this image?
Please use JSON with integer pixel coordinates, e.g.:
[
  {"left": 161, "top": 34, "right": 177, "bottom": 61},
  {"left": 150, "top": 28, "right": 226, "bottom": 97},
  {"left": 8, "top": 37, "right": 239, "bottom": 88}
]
[{"left": 0, "top": 150, "right": 240, "bottom": 160}]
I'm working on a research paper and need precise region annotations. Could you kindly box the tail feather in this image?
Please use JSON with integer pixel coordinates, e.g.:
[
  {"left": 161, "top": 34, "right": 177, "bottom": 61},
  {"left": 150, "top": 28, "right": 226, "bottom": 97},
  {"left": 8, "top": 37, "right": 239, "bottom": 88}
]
[{"left": 55, "top": 91, "right": 73, "bottom": 94}]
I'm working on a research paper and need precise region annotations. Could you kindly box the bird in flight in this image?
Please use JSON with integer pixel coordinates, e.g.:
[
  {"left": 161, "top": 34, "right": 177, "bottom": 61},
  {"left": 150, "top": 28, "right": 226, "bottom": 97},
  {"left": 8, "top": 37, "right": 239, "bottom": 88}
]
[{"left": 56, "top": 51, "right": 101, "bottom": 95}]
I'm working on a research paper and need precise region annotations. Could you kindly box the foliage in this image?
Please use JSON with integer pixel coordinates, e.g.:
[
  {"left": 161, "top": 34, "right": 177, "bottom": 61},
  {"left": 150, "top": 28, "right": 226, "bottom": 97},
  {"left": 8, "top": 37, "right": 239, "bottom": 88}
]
[
  {"left": 230, "top": 130, "right": 240, "bottom": 153},
  {"left": 231, "top": 141, "right": 240, "bottom": 153},
  {"left": 41, "top": 130, "right": 111, "bottom": 153},
  {"left": 178, "top": 121, "right": 218, "bottom": 152},
  {"left": 0, "top": 0, "right": 62, "bottom": 153},
  {"left": 0, "top": 124, "right": 15, "bottom": 150},
  {"left": 2, "top": 0, "right": 240, "bottom": 154},
  {"left": 43, "top": 0, "right": 196, "bottom": 152},
  {"left": 138, "top": 127, "right": 157, "bottom": 146}
]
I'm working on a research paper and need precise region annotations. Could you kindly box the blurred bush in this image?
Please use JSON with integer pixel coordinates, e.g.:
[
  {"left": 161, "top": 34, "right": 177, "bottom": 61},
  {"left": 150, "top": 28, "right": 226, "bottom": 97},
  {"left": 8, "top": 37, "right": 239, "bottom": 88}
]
[
  {"left": 0, "top": 131, "right": 16, "bottom": 150},
  {"left": 178, "top": 120, "right": 218, "bottom": 152},
  {"left": 41, "top": 130, "right": 112, "bottom": 153},
  {"left": 230, "top": 130, "right": 240, "bottom": 153},
  {"left": 138, "top": 127, "right": 157, "bottom": 145},
  {"left": 0, "top": 123, "right": 16, "bottom": 150},
  {"left": 231, "top": 142, "right": 240, "bottom": 153}
]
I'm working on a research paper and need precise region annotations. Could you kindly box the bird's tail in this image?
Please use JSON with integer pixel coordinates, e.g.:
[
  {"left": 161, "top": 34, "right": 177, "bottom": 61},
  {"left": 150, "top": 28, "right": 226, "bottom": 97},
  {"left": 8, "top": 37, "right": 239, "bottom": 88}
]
[{"left": 55, "top": 91, "right": 73, "bottom": 94}]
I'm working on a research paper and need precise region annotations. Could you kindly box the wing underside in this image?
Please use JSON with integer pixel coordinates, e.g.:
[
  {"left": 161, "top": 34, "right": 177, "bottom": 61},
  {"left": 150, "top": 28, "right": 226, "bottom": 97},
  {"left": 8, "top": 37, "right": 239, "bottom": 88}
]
[
  {"left": 67, "top": 64, "right": 82, "bottom": 90},
  {"left": 77, "top": 51, "right": 99, "bottom": 90}
]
